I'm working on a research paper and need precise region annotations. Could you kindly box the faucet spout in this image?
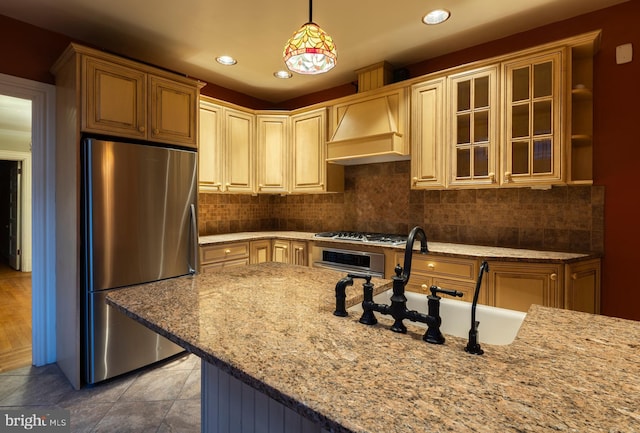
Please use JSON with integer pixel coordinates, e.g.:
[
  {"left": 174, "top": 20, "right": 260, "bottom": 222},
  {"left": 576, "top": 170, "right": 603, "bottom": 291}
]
[{"left": 402, "top": 226, "right": 429, "bottom": 283}]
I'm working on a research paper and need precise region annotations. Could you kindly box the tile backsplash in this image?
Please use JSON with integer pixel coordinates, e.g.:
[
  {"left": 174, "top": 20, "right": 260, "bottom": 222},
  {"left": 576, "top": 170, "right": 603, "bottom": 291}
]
[{"left": 198, "top": 161, "right": 604, "bottom": 253}]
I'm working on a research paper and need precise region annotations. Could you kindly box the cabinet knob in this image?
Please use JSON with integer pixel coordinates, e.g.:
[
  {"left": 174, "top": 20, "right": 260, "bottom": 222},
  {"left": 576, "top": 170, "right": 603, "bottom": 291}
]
[
  {"left": 138, "top": 126, "right": 145, "bottom": 133},
  {"left": 427, "top": 263, "right": 435, "bottom": 270},
  {"left": 153, "top": 128, "right": 159, "bottom": 135},
  {"left": 258, "top": 184, "right": 263, "bottom": 190},
  {"left": 571, "top": 273, "right": 578, "bottom": 280},
  {"left": 224, "top": 249, "right": 231, "bottom": 254},
  {"left": 550, "top": 273, "right": 557, "bottom": 281},
  {"left": 504, "top": 171, "right": 512, "bottom": 182},
  {"left": 489, "top": 172, "right": 495, "bottom": 182},
  {"left": 421, "top": 284, "right": 428, "bottom": 293},
  {"left": 412, "top": 177, "right": 418, "bottom": 185}
]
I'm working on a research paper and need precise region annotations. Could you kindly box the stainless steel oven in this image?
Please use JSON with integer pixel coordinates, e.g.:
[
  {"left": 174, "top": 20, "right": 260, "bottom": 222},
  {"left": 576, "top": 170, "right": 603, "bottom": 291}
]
[
  {"left": 312, "top": 246, "right": 386, "bottom": 277},
  {"left": 312, "top": 231, "right": 407, "bottom": 277}
]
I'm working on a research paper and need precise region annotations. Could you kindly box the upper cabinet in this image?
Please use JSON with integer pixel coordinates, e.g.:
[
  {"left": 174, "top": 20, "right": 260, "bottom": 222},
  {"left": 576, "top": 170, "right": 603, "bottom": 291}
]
[
  {"left": 411, "top": 78, "right": 445, "bottom": 189},
  {"left": 449, "top": 66, "right": 499, "bottom": 187},
  {"left": 256, "top": 114, "right": 289, "bottom": 194},
  {"left": 199, "top": 98, "right": 343, "bottom": 194},
  {"left": 291, "top": 108, "right": 343, "bottom": 193},
  {"left": 410, "top": 31, "right": 599, "bottom": 190},
  {"left": 223, "top": 107, "right": 255, "bottom": 193},
  {"left": 502, "top": 51, "right": 562, "bottom": 186},
  {"left": 70, "top": 45, "right": 202, "bottom": 148}
]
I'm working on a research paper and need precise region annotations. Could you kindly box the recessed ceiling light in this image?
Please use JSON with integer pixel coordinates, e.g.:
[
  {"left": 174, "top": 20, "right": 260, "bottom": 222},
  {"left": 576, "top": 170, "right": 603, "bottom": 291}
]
[
  {"left": 274, "top": 70, "right": 293, "bottom": 79},
  {"left": 216, "top": 55, "right": 237, "bottom": 66},
  {"left": 422, "top": 9, "right": 450, "bottom": 25}
]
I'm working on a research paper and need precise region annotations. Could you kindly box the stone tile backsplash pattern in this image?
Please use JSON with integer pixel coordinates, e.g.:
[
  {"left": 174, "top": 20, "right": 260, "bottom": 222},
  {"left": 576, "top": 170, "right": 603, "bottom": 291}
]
[{"left": 198, "top": 161, "right": 604, "bottom": 253}]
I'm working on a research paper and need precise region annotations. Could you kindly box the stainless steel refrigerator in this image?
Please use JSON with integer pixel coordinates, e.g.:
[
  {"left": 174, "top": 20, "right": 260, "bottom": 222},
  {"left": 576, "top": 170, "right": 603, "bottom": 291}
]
[{"left": 82, "top": 137, "right": 198, "bottom": 385}]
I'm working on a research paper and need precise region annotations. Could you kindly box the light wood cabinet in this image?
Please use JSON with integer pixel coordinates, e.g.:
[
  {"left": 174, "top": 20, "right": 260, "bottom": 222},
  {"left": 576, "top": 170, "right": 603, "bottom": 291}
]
[
  {"left": 409, "top": 31, "right": 599, "bottom": 190},
  {"left": 82, "top": 53, "right": 199, "bottom": 147},
  {"left": 223, "top": 107, "right": 255, "bottom": 193},
  {"left": 448, "top": 67, "right": 499, "bottom": 187},
  {"left": 291, "top": 108, "right": 343, "bottom": 193},
  {"left": 502, "top": 50, "right": 563, "bottom": 186},
  {"left": 256, "top": 114, "right": 289, "bottom": 193},
  {"left": 487, "top": 261, "right": 562, "bottom": 312},
  {"left": 199, "top": 100, "right": 343, "bottom": 194},
  {"left": 200, "top": 242, "right": 250, "bottom": 273},
  {"left": 391, "top": 252, "right": 485, "bottom": 304},
  {"left": 198, "top": 100, "right": 255, "bottom": 193},
  {"left": 250, "top": 240, "right": 272, "bottom": 264},
  {"left": 272, "top": 240, "right": 308, "bottom": 266},
  {"left": 199, "top": 101, "right": 223, "bottom": 192},
  {"left": 410, "top": 78, "right": 446, "bottom": 189},
  {"left": 564, "top": 259, "right": 600, "bottom": 313}
]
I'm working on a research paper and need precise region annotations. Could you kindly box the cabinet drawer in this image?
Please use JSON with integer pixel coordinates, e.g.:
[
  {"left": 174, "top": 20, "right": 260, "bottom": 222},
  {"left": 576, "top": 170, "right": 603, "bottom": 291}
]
[
  {"left": 201, "top": 257, "right": 249, "bottom": 273},
  {"left": 200, "top": 242, "right": 249, "bottom": 264},
  {"left": 405, "top": 255, "right": 477, "bottom": 281}
]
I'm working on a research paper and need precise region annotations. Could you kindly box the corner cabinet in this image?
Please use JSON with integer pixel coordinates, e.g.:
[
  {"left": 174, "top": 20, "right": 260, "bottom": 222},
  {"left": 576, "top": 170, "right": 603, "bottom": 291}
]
[
  {"left": 256, "top": 114, "right": 289, "bottom": 194},
  {"left": 272, "top": 240, "right": 308, "bottom": 266},
  {"left": 81, "top": 51, "right": 200, "bottom": 147},
  {"left": 198, "top": 100, "right": 343, "bottom": 194}
]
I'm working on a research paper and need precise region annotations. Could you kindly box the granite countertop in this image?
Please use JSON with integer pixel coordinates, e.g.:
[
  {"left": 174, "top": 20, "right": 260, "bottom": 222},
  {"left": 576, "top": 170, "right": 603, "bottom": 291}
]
[
  {"left": 199, "top": 231, "right": 599, "bottom": 263},
  {"left": 107, "top": 262, "right": 639, "bottom": 433}
]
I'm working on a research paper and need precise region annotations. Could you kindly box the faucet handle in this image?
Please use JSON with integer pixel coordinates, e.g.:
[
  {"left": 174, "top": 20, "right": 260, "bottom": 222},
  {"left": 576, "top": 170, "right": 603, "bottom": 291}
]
[{"left": 429, "top": 285, "right": 464, "bottom": 299}]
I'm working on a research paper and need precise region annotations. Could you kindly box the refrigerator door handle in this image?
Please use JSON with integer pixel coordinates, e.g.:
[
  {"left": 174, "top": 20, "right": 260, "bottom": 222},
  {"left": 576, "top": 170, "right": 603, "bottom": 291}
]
[{"left": 189, "top": 203, "right": 198, "bottom": 274}]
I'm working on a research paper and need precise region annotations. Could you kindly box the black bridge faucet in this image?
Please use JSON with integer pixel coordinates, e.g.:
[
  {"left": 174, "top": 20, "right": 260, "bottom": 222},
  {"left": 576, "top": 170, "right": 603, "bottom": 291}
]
[{"left": 358, "top": 226, "right": 463, "bottom": 344}]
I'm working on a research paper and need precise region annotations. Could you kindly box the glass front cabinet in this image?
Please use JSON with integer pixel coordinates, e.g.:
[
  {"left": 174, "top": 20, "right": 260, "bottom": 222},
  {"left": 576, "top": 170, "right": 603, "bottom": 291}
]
[
  {"left": 502, "top": 51, "right": 563, "bottom": 186},
  {"left": 448, "top": 67, "right": 498, "bottom": 187}
]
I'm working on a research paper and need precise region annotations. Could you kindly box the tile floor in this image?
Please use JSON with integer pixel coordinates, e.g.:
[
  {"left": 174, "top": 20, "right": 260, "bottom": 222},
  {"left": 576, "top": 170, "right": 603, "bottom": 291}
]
[{"left": 0, "top": 352, "right": 201, "bottom": 432}]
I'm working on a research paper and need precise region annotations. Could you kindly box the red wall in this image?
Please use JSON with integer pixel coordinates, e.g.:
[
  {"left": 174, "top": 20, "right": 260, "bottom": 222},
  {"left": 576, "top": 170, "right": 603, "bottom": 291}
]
[{"left": 1, "top": 1, "right": 639, "bottom": 320}]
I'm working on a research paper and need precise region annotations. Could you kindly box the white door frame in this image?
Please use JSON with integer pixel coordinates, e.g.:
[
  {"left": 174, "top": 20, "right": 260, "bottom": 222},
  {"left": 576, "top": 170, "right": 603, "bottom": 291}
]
[
  {"left": 0, "top": 72, "right": 56, "bottom": 366},
  {"left": 0, "top": 151, "right": 31, "bottom": 272}
]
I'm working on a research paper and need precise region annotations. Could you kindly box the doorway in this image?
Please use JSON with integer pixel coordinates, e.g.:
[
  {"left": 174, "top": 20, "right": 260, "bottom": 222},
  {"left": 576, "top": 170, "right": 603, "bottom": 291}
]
[
  {"left": 0, "top": 94, "right": 32, "bottom": 371},
  {"left": 0, "top": 73, "right": 56, "bottom": 368}
]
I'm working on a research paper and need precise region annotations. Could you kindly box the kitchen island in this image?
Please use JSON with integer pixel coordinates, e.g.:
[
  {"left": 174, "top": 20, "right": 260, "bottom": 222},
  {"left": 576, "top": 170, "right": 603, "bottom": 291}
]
[{"left": 106, "top": 262, "right": 639, "bottom": 432}]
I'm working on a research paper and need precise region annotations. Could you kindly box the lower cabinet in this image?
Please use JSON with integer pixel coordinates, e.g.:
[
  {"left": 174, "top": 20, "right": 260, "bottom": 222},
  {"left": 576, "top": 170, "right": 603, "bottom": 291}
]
[
  {"left": 487, "top": 262, "right": 562, "bottom": 312},
  {"left": 250, "top": 240, "right": 272, "bottom": 264},
  {"left": 201, "top": 239, "right": 310, "bottom": 272},
  {"left": 392, "top": 253, "right": 486, "bottom": 304},
  {"left": 564, "top": 258, "right": 601, "bottom": 313},
  {"left": 390, "top": 251, "right": 600, "bottom": 314},
  {"left": 272, "top": 240, "right": 308, "bottom": 266},
  {"left": 200, "top": 242, "right": 250, "bottom": 273}
]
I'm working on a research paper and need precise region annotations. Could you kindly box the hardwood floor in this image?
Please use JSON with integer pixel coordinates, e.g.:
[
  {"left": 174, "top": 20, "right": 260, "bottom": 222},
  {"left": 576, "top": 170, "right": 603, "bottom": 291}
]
[{"left": 0, "top": 260, "right": 32, "bottom": 372}]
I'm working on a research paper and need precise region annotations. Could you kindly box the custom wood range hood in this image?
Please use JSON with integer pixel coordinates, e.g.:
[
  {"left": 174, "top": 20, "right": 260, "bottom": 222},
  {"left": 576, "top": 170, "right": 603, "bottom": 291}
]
[{"left": 327, "top": 62, "right": 410, "bottom": 165}]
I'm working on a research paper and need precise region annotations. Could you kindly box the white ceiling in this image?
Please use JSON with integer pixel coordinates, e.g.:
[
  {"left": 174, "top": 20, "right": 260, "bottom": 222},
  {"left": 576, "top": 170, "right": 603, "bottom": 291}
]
[{"left": 0, "top": 0, "right": 629, "bottom": 104}]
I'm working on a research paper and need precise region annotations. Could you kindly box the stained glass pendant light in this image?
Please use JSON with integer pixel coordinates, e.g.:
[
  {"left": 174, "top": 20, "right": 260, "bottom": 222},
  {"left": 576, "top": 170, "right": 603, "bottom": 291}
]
[{"left": 283, "top": 0, "right": 337, "bottom": 74}]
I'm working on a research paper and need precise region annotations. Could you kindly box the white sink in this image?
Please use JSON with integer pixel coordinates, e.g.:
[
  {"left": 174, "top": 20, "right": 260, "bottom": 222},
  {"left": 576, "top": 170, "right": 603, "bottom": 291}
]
[{"left": 348, "top": 289, "right": 526, "bottom": 345}]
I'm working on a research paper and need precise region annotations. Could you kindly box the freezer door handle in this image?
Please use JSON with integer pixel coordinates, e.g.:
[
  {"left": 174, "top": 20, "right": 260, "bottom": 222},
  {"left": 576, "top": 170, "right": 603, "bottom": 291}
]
[{"left": 189, "top": 203, "right": 198, "bottom": 274}]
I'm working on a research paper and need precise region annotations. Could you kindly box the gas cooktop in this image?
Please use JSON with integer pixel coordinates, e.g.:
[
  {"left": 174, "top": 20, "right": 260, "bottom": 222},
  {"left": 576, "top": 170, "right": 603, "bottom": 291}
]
[{"left": 314, "top": 231, "right": 407, "bottom": 246}]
